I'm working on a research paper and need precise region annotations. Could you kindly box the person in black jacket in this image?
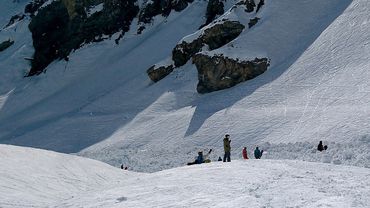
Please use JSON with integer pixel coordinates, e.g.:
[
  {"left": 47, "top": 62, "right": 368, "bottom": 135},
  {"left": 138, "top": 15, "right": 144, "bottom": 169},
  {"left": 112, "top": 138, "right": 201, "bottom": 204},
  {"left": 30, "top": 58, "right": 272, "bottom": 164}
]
[{"left": 317, "top": 141, "right": 324, "bottom": 152}]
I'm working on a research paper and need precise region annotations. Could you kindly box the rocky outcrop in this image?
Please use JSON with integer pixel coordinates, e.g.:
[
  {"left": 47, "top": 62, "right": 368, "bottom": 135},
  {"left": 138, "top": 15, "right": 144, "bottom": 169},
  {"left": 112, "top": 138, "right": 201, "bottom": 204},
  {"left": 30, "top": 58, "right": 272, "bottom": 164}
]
[
  {"left": 248, "top": 17, "right": 260, "bottom": 28},
  {"left": 236, "top": 0, "right": 256, "bottom": 13},
  {"left": 193, "top": 54, "right": 269, "bottom": 93},
  {"left": 26, "top": 0, "right": 195, "bottom": 76},
  {"left": 172, "top": 38, "right": 203, "bottom": 68},
  {"left": 172, "top": 21, "right": 245, "bottom": 67},
  {"left": 147, "top": 64, "right": 175, "bottom": 82},
  {"left": 25, "top": 0, "right": 48, "bottom": 15},
  {"left": 139, "top": 0, "right": 193, "bottom": 24},
  {"left": 202, "top": 0, "right": 224, "bottom": 27},
  {"left": 28, "top": 0, "right": 139, "bottom": 76},
  {"left": 4, "top": 14, "right": 25, "bottom": 28},
  {"left": 0, "top": 40, "right": 14, "bottom": 52}
]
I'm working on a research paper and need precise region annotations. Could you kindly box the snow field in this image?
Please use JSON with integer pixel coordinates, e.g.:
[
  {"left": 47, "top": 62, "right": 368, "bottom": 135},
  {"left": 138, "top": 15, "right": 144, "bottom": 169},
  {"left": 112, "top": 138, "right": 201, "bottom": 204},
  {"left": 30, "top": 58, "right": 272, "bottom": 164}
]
[{"left": 1, "top": 145, "right": 370, "bottom": 208}]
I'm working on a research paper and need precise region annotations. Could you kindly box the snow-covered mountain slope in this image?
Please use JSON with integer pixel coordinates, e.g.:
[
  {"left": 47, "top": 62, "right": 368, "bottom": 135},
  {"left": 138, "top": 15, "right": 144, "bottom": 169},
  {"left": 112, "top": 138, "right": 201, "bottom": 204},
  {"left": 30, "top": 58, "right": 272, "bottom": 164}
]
[
  {"left": 1, "top": 145, "right": 369, "bottom": 208},
  {"left": 0, "top": 0, "right": 370, "bottom": 172}
]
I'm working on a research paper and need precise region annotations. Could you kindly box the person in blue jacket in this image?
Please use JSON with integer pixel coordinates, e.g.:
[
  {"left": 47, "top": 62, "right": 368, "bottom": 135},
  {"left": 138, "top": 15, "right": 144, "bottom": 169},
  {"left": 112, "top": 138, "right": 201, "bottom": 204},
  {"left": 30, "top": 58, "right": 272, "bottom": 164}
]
[{"left": 187, "top": 149, "right": 212, "bottom": 165}]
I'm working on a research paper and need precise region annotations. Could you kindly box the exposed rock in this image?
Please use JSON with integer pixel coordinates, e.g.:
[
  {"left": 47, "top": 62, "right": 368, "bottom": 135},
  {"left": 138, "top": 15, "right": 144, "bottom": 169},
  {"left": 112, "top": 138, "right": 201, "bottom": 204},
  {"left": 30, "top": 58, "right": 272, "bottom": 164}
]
[
  {"left": 248, "top": 17, "right": 260, "bottom": 28},
  {"left": 0, "top": 40, "right": 14, "bottom": 52},
  {"left": 147, "top": 64, "right": 175, "bottom": 82},
  {"left": 28, "top": 0, "right": 139, "bottom": 76},
  {"left": 4, "top": 14, "right": 25, "bottom": 28},
  {"left": 193, "top": 54, "right": 269, "bottom": 93},
  {"left": 256, "top": 0, "right": 264, "bottom": 13},
  {"left": 139, "top": 0, "right": 193, "bottom": 24},
  {"left": 172, "top": 21, "right": 244, "bottom": 67},
  {"left": 237, "top": 0, "right": 256, "bottom": 13},
  {"left": 202, "top": 21, "right": 245, "bottom": 50},
  {"left": 25, "top": 0, "right": 48, "bottom": 15},
  {"left": 202, "top": 0, "right": 224, "bottom": 27},
  {"left": 172, "top": 38, "right": 203, "bottom": 67},
  {"left": 172, "top": 0, "right": 193, "bottom": 12}
]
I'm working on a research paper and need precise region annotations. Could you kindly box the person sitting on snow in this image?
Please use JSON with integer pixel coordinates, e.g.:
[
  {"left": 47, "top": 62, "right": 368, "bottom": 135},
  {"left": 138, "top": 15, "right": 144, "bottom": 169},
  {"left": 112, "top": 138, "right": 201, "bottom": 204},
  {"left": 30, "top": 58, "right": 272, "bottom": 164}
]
[
  {"left": 242, "top": 147, "right": 249, "bottom": 159},
  {"left": 187, "top": 149, "right": 212, "bottom": 165},
  {"left": 254, "top": 146, "right": 264, "bottom": 159}
]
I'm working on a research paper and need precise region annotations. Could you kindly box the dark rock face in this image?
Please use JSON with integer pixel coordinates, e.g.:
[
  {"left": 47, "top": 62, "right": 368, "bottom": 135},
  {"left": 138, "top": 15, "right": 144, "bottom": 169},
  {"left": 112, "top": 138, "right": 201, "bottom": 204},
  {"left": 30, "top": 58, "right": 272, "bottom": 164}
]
[
  {"left": 236, "top": 0, "right": 256, "bottom": 13},
  {"left": 256, "top": 0, "right": 264, "bottom": 13},
  {"left": 202, "top": 0, "right": 224, "bottom": 27},
  {"left": 0, "top": 40, "right": 15, "bottom": 52},
  {"left": 172, "top": 38, "right": 203, "bottom": 68},
  {"left": 147, "top": 64, "right": 175, "bottom": 82},
  {"left": 245, "top": 0, "right": 256, "bottom": 12},
  {"left": 139, "top": 0, "right": 193, "bottom": 24},
  {"left": 202, "top": 21, "right": 245, "bottom": 50},
  {"left": 28, "top": 0, "right": 139, "bottom": 76},
  {"left": 4, "top": 14, "right": 25, "bottom": 28},
  {"left": 193, "top": 54, "right": 269, "bottom": 93},
  {"left": 25, "top": 0, "right": 48, "bottom": 15},
  {"left": 248, "top": 17, "right": 260, "bottom": 28},
  {"left": 172, "top": 21, "right": 245, "bottom": 67}
]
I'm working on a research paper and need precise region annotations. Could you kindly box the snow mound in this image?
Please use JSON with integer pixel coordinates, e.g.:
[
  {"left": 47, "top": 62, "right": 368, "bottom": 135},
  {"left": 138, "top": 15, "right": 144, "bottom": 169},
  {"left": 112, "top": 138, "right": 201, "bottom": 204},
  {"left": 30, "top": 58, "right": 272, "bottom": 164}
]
[
  {"left": 1, "top": 145, "right": 369, "bottom": 208},
  {"left": 0, "top": 144, "right": 140, "bottom": 208}
]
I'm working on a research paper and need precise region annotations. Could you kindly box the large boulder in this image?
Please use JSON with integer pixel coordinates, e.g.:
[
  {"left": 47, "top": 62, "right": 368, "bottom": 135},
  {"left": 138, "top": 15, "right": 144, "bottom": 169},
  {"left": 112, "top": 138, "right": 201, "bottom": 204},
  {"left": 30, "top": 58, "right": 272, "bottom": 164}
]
[
  {"left": 172, "top": 21, "right": 245, "bottom": 67},
  {"left": 193, "top": 54, "right": 269, "bottom": 93}
]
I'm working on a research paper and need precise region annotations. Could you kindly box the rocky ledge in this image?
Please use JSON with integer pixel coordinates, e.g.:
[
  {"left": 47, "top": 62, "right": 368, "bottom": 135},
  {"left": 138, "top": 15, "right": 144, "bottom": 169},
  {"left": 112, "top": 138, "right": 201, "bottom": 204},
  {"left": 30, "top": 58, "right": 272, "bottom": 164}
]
[
  {"left": 193, "top": 54, "right": 269, "bottom": 93},
  {"left": 172, "top": 21, "right": 245, "bottom": 68}
]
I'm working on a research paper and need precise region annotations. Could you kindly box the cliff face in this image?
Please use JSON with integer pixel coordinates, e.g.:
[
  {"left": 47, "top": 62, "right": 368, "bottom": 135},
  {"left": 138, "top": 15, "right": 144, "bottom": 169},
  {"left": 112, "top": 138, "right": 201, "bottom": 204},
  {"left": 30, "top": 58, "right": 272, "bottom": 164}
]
[
  {"left": 28, "top": 0, "right": 138, "bottom": 76},
  {"left": 26, "top": 0, "right": 195, "bottom": 76}
]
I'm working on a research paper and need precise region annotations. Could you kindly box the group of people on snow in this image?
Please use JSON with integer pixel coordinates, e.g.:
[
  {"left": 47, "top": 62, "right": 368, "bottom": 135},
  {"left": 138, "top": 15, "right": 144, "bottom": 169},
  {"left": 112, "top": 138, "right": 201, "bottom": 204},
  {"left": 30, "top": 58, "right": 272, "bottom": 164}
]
[
  {"left": 188, "top": 135, "right": 330, "bottom": 166},
  {"left": 122, "top": 136, "right": 330, "bottom": 169},
  {"left": 187, "top": 134, "right": 265, "bottom": 165}
]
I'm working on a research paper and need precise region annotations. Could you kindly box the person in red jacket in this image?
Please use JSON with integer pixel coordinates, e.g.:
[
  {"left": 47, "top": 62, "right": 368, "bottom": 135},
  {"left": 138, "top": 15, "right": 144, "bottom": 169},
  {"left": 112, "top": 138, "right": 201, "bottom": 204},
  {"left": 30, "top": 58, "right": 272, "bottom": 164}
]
[{"left": 242, "top": 147, "right": 249, "bottom": 159}]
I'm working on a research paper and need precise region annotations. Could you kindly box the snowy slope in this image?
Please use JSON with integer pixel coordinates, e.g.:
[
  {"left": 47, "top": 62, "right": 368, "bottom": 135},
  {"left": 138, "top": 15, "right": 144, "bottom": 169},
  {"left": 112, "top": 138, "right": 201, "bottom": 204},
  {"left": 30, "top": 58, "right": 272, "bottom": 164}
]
[
  {"left": 0, "top": 0, "right": 370, "bottom": 173},
  {"left": 0, "top": 0, "right": 30, "bottom": 28},
  {"left": 0, "top": 144, "right": 141, "bottom": 208},
  {"left": 1, "top": 145, "right": 369, "bottom": 208}
]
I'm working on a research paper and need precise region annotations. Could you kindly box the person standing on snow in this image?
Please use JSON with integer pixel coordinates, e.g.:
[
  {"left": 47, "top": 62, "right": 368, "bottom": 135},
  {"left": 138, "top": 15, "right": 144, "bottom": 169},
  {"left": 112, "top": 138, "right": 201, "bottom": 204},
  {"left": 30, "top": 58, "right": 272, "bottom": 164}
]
[
  {"left": 254, "top": 146, "right": 263, "bottom": 159},
  {"left": 223, "top": 134, "right": 231, "bottom": 162},
  {"left": 242, "top": 147, "right": 249, "bottom": 159},
  {"left": 317, "top": 141, "right": 324, "bottom": 152}
]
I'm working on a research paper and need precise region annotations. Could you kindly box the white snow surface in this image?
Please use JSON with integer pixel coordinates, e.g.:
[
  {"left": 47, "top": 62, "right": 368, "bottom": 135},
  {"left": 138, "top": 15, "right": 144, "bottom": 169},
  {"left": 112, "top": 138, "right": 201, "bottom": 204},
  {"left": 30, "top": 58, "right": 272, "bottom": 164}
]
[
  {"left": 1, "top": 145, "right": 369, "bottom": 208},
  {"left": 86, "top": 3, "right": 104, "bottom": 18},
  {"left": 0, "top": 0, "right": 370, "bottom": 173}
]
